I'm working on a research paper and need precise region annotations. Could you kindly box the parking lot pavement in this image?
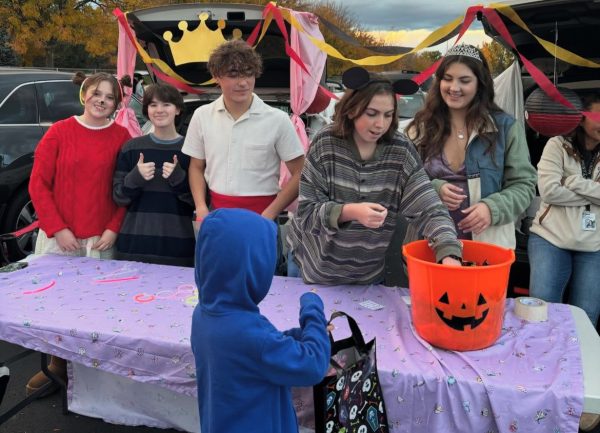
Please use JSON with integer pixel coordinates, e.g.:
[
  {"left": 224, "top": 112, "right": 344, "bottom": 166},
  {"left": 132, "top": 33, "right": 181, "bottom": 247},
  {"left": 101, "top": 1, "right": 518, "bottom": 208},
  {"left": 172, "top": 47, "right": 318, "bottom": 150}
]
[{"left": 0, "top": 341, "right": 183, "bottom": 433}]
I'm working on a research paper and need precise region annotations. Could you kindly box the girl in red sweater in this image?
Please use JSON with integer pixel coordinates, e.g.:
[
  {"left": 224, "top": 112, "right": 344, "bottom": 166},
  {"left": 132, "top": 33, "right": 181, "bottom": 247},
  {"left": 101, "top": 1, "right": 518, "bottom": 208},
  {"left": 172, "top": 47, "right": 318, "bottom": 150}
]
[
  {"left": 26, "top": 71, "right": 131, "bottom": 395},
  {"left": 30, "top": 71, "right": 131, "bottom": 257}
]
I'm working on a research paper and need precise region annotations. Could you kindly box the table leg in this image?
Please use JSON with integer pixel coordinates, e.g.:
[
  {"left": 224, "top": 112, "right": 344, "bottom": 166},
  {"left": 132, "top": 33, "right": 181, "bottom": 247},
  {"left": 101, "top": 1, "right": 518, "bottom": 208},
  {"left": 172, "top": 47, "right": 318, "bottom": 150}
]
[
  {"left": 40, "top": 353, "right": 68, "bottom": 414},
  {"left": 0, "top": 350, "right": 69, "bottom": 425}
]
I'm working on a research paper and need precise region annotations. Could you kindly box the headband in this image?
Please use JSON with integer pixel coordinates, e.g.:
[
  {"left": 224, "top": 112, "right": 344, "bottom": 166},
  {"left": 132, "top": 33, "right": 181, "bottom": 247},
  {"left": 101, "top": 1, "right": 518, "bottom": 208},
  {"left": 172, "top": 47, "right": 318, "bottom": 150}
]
[
  {"left": 79, "top": 75, "right": 124, "bottom": 106},
  {"left": 445, "top": 44, "right": 483, "bottom": 62},
  {"left": 341, "top": 67, "right": 419, "bottom": 95}
]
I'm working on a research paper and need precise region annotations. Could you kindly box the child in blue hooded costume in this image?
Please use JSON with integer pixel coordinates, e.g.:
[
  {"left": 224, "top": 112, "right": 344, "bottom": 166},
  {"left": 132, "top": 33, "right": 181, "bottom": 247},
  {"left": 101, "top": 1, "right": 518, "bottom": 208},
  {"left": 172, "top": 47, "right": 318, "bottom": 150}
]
[{"left": 191, "top": 208, "right": 330, "bottom": 433}]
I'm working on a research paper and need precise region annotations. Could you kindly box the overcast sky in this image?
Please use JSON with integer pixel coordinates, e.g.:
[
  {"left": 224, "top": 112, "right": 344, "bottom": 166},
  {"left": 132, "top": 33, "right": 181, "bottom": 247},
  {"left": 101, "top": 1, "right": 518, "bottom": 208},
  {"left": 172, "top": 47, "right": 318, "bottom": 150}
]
[
  {"left": 334, "top": 0, "right": 487, "bottom": 30},
  {"left": 329, "top": 0, "right": 491, "bottom": 48}
]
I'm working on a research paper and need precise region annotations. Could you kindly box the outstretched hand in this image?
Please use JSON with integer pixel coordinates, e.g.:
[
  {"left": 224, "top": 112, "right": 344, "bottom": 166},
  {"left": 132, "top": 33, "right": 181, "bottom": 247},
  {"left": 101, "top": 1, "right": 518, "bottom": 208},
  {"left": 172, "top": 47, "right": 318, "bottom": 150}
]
[
  {"left": 441, "top": 256, "right": 462, "bottom": 266},
  {"left": 162, "top": 155, "right": 178, "bottom": 179},
  {"left": 137, "top": 153, "right": 155, "bottom": 181}
]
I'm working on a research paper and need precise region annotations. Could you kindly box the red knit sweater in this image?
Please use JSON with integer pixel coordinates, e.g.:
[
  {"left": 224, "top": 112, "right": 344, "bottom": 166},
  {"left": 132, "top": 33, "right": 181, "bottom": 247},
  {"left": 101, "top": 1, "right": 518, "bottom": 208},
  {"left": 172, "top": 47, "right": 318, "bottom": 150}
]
[{"left": 29, "top": 116, "right": 131, "bottom": 238}]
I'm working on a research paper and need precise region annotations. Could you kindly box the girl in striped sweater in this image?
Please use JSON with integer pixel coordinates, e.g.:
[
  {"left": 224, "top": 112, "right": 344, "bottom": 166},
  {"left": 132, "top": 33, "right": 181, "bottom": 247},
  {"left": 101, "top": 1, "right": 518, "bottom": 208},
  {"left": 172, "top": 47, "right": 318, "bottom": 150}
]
[
  {"left": 287, "top": 68, "right": 462, "bottom": 285},
  {"left": 113, "top": 83, "right": 195, "bottom": 266}
]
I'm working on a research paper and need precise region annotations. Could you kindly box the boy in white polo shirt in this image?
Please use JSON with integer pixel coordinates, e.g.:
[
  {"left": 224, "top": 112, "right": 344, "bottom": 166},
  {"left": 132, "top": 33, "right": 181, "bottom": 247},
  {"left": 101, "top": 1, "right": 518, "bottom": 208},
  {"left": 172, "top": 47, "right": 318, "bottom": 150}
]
[{"left": 182, "top": 39, "right": 305, "bottom": 228}]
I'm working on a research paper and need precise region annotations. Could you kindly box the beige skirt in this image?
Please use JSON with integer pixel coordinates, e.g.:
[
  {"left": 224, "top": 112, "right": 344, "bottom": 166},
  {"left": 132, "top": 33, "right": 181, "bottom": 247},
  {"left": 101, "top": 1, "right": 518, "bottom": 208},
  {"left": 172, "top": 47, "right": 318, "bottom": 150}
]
[{"left": 34, "top": 229, "right": 115, "bottom": 259}]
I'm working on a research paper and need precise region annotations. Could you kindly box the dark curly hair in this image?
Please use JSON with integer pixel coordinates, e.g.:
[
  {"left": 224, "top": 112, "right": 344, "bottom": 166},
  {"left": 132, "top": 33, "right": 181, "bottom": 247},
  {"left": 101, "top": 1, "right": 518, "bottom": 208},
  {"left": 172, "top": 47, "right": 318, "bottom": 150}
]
[{"left": 207, "top": 39, "right": 262, "bottom": 78}]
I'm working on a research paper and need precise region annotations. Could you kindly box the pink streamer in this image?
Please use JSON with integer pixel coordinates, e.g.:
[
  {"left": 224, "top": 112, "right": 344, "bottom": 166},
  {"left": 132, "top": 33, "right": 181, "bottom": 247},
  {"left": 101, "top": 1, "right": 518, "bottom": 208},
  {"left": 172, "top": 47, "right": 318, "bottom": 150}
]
[
  {"left": 115, "top": 11, "right": 142, "bottom": 138},
  {"left": 281, "top": 10, "right": 327, "bottom": 211},
  {"left": 95, "top": 276, "right": 140, "bottom": 284},
  {"left": 23, "top": 280, "right": 56, "bottom": 295}
]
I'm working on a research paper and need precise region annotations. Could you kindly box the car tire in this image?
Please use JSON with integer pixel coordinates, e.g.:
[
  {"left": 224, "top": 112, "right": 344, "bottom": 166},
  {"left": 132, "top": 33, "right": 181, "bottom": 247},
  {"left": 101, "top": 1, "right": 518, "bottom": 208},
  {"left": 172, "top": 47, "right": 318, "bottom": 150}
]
[{"left": 0, "top": 187, "right": 38, "bottom": 261}]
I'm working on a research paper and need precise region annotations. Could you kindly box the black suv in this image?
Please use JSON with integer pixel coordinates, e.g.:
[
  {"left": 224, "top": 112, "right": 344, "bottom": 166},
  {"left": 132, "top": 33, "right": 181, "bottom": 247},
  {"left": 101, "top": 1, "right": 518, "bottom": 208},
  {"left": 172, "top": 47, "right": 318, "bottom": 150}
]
[{"left": 0, "top": 68, "right": 81, "bottom": 259}]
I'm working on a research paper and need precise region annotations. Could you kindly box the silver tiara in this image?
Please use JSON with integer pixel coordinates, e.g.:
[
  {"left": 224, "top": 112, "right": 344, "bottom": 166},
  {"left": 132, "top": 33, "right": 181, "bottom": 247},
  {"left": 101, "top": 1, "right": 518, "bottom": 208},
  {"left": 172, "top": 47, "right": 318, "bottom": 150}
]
[{"left": 445, "top": 44, "right": 482, "bottom": 62}]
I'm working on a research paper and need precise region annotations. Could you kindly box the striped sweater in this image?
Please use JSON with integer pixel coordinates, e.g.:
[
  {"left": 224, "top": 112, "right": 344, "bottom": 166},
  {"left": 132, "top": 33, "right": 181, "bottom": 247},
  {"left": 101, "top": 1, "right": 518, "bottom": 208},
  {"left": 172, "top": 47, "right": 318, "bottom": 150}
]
[
  {"left": 287, "top": 126, "right": 461, "bottom": 285},
  {"left": 113, "top": 134, "right": 195, "bottom": 266}
]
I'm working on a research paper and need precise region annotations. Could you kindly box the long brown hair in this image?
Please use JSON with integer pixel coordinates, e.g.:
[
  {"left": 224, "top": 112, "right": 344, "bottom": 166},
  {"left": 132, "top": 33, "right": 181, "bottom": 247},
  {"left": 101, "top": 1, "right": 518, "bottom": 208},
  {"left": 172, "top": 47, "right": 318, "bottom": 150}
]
[
  {"left": 331, "top": 80, "right": 398, "bottom": 142},
  {"left": 408, "top": 48, "right": 501, "bottom": 162}
]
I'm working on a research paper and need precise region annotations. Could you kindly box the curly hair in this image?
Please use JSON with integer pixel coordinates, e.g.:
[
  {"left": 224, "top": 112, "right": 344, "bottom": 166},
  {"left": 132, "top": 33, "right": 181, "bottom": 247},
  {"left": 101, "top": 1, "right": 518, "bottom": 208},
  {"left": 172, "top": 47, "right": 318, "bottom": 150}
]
[
  {"left": 207, "top": 39, "right": 263, "bottom": 78},
  {"left": 407, "top": 47, "right": 502, "bottom": 163},
  {"left": 331, "top": 79, "right": 398, "bottom": 142}
]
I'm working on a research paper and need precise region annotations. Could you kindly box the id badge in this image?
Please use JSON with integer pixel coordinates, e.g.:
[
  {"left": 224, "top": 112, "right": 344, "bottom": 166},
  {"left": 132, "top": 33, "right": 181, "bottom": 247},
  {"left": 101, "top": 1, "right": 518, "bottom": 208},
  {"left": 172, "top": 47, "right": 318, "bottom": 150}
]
[{"left": 582, "top": 211, "right": 596, "bottom": 231}]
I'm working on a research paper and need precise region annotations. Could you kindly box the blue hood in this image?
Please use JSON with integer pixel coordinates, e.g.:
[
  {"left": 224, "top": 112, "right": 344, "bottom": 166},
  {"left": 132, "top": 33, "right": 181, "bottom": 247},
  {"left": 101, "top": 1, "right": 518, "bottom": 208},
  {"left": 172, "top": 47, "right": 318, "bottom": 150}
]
[{"left": 195, "top": 208, "right": 277, "bottom": 314}]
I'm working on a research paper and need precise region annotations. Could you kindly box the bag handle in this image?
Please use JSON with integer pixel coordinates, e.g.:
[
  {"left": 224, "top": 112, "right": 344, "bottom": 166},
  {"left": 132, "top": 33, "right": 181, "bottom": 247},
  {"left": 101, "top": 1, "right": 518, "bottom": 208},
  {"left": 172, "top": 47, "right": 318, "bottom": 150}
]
[
  {"left": 328, "top": 311, "right": 366, "bottom": 350},
  {"left": 314, "top": 312, "right": 372, "bottom": 433}
]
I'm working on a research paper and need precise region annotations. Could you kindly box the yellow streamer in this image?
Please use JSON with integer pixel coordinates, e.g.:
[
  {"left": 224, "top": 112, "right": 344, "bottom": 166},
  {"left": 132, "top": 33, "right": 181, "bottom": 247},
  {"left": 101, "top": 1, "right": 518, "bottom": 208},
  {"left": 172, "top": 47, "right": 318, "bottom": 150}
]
[
  {"left": 277, "top": 7, "right": 464, "bottom": 66},
  {"left": 125, "top": 2, "right": 474, "bottom": 83},
  {"left": 252, "top": 15, "right": 273, "bottom": 48},
  {"left": 490, "top": 2, "right": 600, "bottom": 68}
]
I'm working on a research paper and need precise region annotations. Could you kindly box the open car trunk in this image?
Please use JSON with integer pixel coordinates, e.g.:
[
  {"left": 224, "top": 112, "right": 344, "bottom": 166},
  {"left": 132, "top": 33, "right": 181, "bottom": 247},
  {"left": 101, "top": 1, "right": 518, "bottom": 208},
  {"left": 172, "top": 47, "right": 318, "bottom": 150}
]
[
  {"left": 127, "top": 3, "right": 294, "bottom": 92},
  {"left": 481, "top": 0, "right": 600, "bottom": 92}
]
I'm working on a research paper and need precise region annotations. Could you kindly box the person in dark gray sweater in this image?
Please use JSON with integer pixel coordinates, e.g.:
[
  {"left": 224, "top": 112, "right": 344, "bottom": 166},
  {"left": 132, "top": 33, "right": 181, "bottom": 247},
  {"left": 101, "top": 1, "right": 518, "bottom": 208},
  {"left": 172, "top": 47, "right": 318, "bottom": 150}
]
[
  {"left": 113, "top": 83, "right": 195, "bottom": 266},
  {"left": 287, "top": 68, "right": 462, "bottom": 285}
]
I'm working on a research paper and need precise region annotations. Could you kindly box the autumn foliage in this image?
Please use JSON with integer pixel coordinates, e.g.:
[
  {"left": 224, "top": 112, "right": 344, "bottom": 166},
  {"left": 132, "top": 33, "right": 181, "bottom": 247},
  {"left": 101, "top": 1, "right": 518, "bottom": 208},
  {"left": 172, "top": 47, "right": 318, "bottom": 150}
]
[{"left": 0, "top": 0, "right": 513, "bottom": 76}]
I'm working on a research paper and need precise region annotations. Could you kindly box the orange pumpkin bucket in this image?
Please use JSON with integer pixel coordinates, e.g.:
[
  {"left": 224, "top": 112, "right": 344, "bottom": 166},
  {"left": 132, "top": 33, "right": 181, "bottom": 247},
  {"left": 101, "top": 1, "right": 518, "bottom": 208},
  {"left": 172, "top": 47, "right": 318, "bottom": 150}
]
[{"left": 402, "top": 240, "right": 515, "bottom": 351}]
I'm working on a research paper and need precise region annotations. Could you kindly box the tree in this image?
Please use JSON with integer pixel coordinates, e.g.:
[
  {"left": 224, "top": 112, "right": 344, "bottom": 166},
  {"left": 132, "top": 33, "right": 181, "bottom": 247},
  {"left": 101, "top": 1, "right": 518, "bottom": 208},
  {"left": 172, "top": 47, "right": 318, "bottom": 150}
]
[
  {"left": 384, "top": 50, "right": 442, "bottom": 73},
  {"left": 305, "top": 0, "right": 382, "bottom": 76},
  {"left": 0, "top": 28, "right": 18, "bottom": 66},
  {"left": 480, "top": 40, "right": 515, "bottom": 77},
  {"left": 0, "top": 0, "right": 383, "bottom": 71},
  {"left": 0, "top": 0, "right": 157, "bottom": 66},
  {"left": 52, "top": 41, "right": 113, "bottom": 69},
  {"left": 190, "top": 0, "right": 384, "bottom": 76}
]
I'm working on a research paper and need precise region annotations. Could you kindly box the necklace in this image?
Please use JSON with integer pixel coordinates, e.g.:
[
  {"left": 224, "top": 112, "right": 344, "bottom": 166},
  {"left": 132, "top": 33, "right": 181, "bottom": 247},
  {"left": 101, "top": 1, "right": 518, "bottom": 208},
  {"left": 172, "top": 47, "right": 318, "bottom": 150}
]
[{"left": 452, "top": 123, "right": 467, "bottom": 140}]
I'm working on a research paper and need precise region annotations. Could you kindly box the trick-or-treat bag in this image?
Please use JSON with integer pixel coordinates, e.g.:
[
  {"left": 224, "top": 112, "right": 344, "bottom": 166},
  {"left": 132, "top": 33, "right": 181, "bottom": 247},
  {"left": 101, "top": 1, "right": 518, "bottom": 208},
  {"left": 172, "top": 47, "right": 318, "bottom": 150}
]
[{"left": 314, "top": 311, "right": 389, "bottom": 433}]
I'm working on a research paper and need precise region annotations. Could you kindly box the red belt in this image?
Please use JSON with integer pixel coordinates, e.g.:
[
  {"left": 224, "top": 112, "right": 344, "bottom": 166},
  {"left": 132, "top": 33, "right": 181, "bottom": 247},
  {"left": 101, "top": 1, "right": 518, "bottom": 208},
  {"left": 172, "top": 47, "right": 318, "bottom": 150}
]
[{"left": 210, "top": 191, "right": 276, "bottom": 215}]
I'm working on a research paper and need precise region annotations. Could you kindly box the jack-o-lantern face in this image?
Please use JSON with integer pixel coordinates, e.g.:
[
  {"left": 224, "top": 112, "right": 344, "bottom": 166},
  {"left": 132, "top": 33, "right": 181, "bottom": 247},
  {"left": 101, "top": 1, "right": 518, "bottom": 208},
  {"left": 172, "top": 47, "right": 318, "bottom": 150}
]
[{"left": 435, "top": 292, "right": 489, "bottom": 331}]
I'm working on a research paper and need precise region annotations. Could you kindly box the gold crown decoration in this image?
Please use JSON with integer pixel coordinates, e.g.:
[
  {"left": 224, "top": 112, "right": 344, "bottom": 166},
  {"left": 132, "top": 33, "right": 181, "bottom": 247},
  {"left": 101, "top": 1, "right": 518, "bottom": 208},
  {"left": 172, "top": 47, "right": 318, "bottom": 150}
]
[
  {"left": 163, "top": 12, "right": 243, "bottom": 65},
  {"left": 445, "top": 44, "right": 482, "bottom": 62}
]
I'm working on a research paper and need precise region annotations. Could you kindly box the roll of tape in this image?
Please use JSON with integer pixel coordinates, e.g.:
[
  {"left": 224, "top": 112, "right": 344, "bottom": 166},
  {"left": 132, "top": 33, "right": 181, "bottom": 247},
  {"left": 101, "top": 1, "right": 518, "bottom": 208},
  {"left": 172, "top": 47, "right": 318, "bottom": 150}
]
[{"left": 514, "top": 297, "right": 548, "bottom": 322}]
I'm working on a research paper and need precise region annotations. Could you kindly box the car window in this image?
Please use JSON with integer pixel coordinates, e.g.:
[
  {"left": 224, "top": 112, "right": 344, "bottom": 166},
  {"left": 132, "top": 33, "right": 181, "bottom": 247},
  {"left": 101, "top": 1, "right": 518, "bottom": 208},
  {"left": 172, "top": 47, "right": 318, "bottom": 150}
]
[
  {"left": 326, "top": 80, "right": 344, "bottom": 92},
  {"left": 0, "top": 84, "right": 37, "bottom": 124},
  {"left": 397, "top": 93, "right": 425, "bottom": 119},
  {"left": 127, "top": 94, "right": 146, "bottom": 127},
  {"left": 36, "top": 81, "right": 81, "bottom": 123}
]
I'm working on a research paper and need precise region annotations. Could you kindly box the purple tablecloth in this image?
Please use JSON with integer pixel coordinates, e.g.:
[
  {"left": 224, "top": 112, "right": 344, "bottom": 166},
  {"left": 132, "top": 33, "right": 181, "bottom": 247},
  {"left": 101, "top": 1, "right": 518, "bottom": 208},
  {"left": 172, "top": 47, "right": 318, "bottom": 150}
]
[{"left": 0, "top": 255, "right": 584, "bottom": 433}]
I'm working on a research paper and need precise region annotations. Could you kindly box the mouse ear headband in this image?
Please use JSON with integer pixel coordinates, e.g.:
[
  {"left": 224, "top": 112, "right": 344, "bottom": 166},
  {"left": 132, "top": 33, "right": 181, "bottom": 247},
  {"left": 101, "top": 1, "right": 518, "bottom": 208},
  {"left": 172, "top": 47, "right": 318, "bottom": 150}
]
[
  {"left": 341, "top": 66, "right": 420, "bottom": 95},
  {"left": 78, "top": 74, "right": 125, "bottom": 107}
]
